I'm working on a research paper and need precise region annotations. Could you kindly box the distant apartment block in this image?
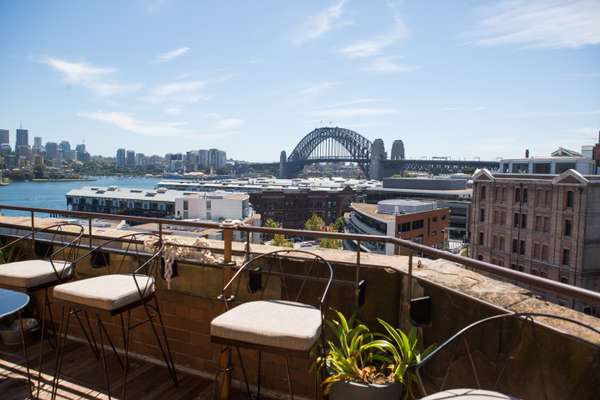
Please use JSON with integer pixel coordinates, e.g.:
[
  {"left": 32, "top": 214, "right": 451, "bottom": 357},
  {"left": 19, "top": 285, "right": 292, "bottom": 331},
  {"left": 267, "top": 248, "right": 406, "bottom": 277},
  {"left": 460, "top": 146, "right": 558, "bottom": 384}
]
[
  {"left": 470, "top": 169, "right": 600, "bottom": 314},
  {"left": 346, "top": 199, "right": 449, "bottom": 255},
  {"left": 116, "top": 148, "right": 126, "bottom": 169},
  {"left": 0, "top": 129, "right": 9, "bottom": 145}
]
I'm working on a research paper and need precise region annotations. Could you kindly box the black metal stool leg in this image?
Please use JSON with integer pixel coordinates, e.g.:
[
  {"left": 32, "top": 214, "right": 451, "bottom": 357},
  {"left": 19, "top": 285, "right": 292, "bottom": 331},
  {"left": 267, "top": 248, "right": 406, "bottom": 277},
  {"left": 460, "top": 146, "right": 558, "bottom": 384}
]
[
  {"left": 18, "top": 310, "right": 34, "bottom": 398},
  {"left": 145, "top": 297, "right": 178, "bottom": 385},
  {"left": 120, "top": 311, "right": 131, "bottom": 400},
  {"left": 284, "top": 357, "right": 294, "bottom": 400},
  {"left": 256, "top": 350, "right": 262, "bottom": 400},
  {"left": 51, "top": 305, "right": 72, "bottom": 400},
  {"left": 96, "top": 314, "right": 112, "bottom": 400}
]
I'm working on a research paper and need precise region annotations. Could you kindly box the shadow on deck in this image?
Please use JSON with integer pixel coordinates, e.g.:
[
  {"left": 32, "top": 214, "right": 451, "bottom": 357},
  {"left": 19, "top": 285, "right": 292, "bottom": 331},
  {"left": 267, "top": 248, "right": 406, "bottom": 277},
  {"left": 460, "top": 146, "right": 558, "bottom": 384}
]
[{"left": 0, "top": 339, "right": 259, "bottom": 400}]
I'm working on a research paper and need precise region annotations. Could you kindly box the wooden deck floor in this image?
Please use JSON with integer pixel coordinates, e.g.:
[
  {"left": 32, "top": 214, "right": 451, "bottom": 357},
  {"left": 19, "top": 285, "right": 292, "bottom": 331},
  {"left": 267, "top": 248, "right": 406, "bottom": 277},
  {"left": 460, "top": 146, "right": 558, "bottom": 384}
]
[{"left": 0, "top": 339, "right": 255, "bottom": 400}]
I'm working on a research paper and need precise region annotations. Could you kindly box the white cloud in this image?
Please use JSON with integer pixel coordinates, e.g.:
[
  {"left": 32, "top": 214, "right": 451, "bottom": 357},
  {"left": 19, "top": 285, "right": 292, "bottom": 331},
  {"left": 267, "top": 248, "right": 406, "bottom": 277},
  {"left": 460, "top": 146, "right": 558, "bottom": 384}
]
[
  {"left": 214, "top": 118, "right": 244, "bottom": 131},
  {"left": 156, "top": 47, "right": 190, "bottom": 63},
  {"left": 321, "top": 98, "right": 385, "bottom": 109},
  {"left": 337, "top": 16, "right": 409, "bottom": 58},
  {"left": 43, "top": 57, "right": 141, "bottom": 95},
  {"left": 472, "top": 0, "right": 600, "bottom": 48},
  {"left": 293, "top": 0, "right": 348, "bottom": 45},
  {"left": 144, "top": 80, "right": 209, "bottom": 103},
  {"left": 79, "top": 111, "right": 188, "bottom": 136},
  {"left": 363, "top": 56, "right": 419, "bottom": 73},
  {"left": 312, "top": 107, "right": 397, "bottom": 118},
  {"left": 294, "top": 82, "right": 339, "bottom": 102}
]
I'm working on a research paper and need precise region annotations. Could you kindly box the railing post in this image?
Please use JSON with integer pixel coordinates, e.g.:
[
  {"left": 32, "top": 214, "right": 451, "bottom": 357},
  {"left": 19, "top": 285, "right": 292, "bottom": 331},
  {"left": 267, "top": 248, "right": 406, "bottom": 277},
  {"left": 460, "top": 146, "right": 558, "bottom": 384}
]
[
  {"left": 88, "top": 217, "right": 93, "bottom": 249},
  {"left": 217, "top": 224, "right": 235, "bottom": 400},
  {"left": 158, "top": 223, "right": 163, "bottom": 245},
  {"left": 30, "top": 211, "right": 35, "bottom": 252},
  {"left": 355, "top": 241, "right": 361, "bottom": 308},
  {"left": 408, "top": 250, "right": 414, "bottom": 315}
]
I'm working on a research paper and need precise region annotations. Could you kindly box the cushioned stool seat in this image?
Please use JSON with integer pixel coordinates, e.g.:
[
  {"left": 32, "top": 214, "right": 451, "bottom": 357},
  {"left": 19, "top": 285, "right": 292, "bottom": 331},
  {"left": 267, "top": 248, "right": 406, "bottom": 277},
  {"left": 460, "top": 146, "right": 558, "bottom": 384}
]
[
  {"left": 0, "top": 260, "right": 72, "bottom": 288},
  {"left": 421, "top": 389, "right": 517, "bottom": 399},
  {"left": 210, "top": 300, "right": 322, "bottom": 352},
  {"left": 53, "top": 274, "right": 155, "bottom": 311}
]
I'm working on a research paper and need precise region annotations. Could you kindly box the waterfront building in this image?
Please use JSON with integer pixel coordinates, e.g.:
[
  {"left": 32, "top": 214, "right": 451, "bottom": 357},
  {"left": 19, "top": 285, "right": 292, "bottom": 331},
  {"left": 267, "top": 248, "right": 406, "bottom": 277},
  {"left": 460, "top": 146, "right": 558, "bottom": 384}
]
[
  {"left": 59, "top": 140, "right": 71, "bottom": 161},
  {"left": 470, "top": 168, "right": 600, "bottom": 313},
  {"left": 45, "top": 142, "right": 59, "bottom": 160},
  {"left": 75, "top": 144, "right": 90, "bottom": 162},
  {"left": 66, "top": 186, "right": 253, "bottom": 223},
  {"left": 346, "top": 199, "right": 449, "bottom": 255},
  {"left": 198, "top": 149, "right": 209, "bottom": 169},
  {"left": 116, "top": 148, "right": 126, "bottom": 169},
  {"left": 126, "top": 150, "right": 136, "bottom": 168},
  {"left": 208, "top": 148, "right": 226, "bottom": 169}
]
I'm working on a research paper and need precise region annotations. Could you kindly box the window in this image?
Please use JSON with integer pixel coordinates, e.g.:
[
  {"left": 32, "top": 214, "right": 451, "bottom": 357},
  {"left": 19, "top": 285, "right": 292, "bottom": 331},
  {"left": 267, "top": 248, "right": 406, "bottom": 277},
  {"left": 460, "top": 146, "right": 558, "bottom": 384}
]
[
  {"left": 513, "top": 213, "right": 519, "bottom": 228},
  {"left": 566, "top": 190, "right": 574, "bottom": 208},
  {"left": 515, "top": 188, "right": 521, "bottom": 203},
  {"left": 501, "top": 211, "right": 506, "bottom": 225},
  {"left": 521, "top": 214, "right": 527, "bottom": 229},
  {"left": 522, "top": 188, "right": 528, "bottom": 204},
  {"left": 512, "top": 239, "right": 518, "bottom": 253},
  {"left": 479, "top": 208, "right": 485, "bottom": 223},
  {"left": 564, "top": 219, "right": 572, "bottom": 237},
  {"left": 480, "top": 185, "right": 486, "bottom": 200},
  {"left": 183, "top": 200, "right": 189, "bottom": 211},
  {"left": 432, "top": 216, "right": 438, "bottom": 222},
  {"left": 494, "top": 187, "right": 501, "bottom": 201},
  {"left": 533, "top": 242, "right": 540, "bottom": 259},
  {"left": 536, "top": 189, "right": 543, "bottom": 206},
  {"left": 562, "top": 249, "right": 570, "bottom": 266},
  {"left": 477, "top": 255, "right": 483, "bottom": 261},
  {"left": 542, "top": 245, "right": 549, "bottom": 261},
  {"left": 412, "top": 219, "right": 424, "bottom": 230},
  {"left": 206, "top": 200, "right": 211, "bottom": 210},
  {"left": 493, "top": 211, "right": 498, "bottom": 224},
  {"left": 545, "top": 190, "right": 552, "bottom": 208},
  {"left": 399, "top": 222, "right": 411, "bottom": 232},
  {"left": 510, "top": 264, "right": 517, "bottom": 270},
  {"left": 520, "top": 240, "right": 526, "bottom": 255},
  {"left": 492, "top": 235, "right": 497, "bottom": 248},
  {"left": 478, "top": 232, "right": 484, "bottom": 245},
  {"left": 543, "top": 217, "right": 550, "bottom": 232},
  {"left": 535, "top": 215, "right": 542, "bottom": 231},
  {"left": 499, "top": 236, "right": 505, "bottom": 251}
]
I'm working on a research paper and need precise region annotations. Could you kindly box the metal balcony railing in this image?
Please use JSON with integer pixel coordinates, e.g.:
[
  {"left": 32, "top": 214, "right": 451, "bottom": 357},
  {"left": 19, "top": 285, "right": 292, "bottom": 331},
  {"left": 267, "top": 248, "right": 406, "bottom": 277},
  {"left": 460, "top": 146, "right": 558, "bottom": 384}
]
[{"left": 1, "top": 203, "right": 600, "bottom": 308}]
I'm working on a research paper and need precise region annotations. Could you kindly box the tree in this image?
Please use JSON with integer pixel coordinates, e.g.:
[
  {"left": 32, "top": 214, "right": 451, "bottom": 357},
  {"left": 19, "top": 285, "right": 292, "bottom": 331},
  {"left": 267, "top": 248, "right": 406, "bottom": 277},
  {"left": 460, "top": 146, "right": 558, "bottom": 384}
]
[
  {"left": 333, "top": 217, "right": 346, "bottom": 232},
  {"left": 305, "top": 214, "right": 325, "bottom": 231},
  {"left": 264, "top": 218, "right": 293, "bottom": 248}
]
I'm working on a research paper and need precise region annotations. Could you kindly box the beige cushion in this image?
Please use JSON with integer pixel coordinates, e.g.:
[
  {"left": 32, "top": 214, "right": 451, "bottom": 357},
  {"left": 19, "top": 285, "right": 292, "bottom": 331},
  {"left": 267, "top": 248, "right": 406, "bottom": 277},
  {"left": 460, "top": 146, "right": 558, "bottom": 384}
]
[
  {"left": 421, "top": 389, "right": 516, "bottom": 399},
  {"left": 0, "top": 260, "right": 72, "bottom": 288},
  {"left": 210, "top": 300, "right": 322, "bottom": 352},
  {"left": 53, "top": 274, "right": 155, "bottom": 311}
]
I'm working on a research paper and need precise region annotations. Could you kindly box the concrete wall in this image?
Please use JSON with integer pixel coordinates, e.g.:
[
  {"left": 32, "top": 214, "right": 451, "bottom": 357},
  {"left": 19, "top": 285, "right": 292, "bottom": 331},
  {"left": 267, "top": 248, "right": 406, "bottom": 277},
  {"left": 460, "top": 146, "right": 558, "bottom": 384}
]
[{"left": 1, "top": 220, "right": 599, "bottom": 399}]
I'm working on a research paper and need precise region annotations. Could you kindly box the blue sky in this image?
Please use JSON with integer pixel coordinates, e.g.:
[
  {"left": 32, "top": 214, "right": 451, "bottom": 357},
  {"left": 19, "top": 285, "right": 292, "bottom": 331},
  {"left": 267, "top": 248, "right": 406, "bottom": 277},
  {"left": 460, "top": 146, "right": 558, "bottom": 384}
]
[{"left": 0, "top": 0, "right": 599, "bottom": 162}]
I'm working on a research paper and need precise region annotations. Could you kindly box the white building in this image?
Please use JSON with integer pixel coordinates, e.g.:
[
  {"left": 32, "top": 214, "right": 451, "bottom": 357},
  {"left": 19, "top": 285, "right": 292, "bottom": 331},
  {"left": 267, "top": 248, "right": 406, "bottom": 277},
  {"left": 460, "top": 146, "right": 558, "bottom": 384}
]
[{"left": 174, "top": 191, "right": 250, "bottom": 221}]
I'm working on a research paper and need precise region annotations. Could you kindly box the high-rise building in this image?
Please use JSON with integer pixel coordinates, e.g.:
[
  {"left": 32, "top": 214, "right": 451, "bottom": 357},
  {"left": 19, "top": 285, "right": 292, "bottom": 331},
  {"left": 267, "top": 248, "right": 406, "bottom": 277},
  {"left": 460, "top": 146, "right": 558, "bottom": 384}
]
[
  {"left": 470, "top": 168, "right": 600, "bottom": 313},
  {"left": 208, "top": 148, "right": 226, "bottom": 169},
  {"left": 45, "top": 142, "right": 59, "bottom": 160},
  {"left": 16, "top": 128, "right": 28, "bottom": 146},
  {"left": 75, "top": 144, "right": 86, "bottom": 153},
  {"left": 33, "top": 136, "right": 43, "bottom": 153},
  {"left": 59, "top": 141, "right": 72, "bottom": 160},
  {"left": 116, "top": 148, "right": 126, "bottom": 169},
  {"left": 126, "top": 150, "right": 136, "bottom": 168},
  {"left": 198, "top": 149, "right": 209, "bottom": 169},
  {"left": 0, "top": 129, "right": 9, "bottom": 145},
  {"left": 136, "top": 153, "right": 146, "bottom": 167}
]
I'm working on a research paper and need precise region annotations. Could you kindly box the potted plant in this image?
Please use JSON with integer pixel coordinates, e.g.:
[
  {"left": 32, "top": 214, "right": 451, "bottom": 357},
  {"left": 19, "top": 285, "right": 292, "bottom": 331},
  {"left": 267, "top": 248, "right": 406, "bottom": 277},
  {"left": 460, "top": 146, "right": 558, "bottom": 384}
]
[{"left": 315, "top": 310, "right": 433, "bottom": 400}]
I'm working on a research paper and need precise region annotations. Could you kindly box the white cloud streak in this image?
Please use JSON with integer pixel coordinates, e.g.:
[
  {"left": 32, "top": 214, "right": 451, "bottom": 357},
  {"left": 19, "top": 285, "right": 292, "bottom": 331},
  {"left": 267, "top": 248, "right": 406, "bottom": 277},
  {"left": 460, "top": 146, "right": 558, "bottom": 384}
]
[
  {"left": 79, "top": 111, "right": 188, "bottom": 136},
  {"left": 156, "top": 47, "right": 190, "bottom": 62},
  {"left": 294, "top": 82, "right": 339, "bottom": 102},
  {"left": 337, "top": 16, "right": 409, "bottom": 58},
  {"left": 363, "top": 56, "right": 419, "bottom": 73},
  {"left": 293, "top": 0, "right": 348, "bottom": 45},
  {"left": 312, "top": 107, "right": 397, "bottom": 118},
  {"left": 472, "top": 0, "right": 600, "bottom": 48},
  {"left": 43, "top": 57, "right": 141, "bottom": 96}
]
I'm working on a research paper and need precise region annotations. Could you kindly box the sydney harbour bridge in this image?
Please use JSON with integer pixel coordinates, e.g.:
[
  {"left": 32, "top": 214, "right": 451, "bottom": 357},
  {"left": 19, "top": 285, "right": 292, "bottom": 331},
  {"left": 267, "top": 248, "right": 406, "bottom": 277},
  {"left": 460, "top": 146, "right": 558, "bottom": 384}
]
[{"left": 238, "top": 127, "right": 499, "bottom": 179}]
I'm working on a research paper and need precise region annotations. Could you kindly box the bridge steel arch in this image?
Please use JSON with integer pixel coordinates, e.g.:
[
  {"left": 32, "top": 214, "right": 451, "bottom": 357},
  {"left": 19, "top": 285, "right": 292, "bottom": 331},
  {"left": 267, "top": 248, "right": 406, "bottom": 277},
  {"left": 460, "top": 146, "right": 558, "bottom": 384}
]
[{"left": 286, "top": 127, "right": 373, "bottom": 177}]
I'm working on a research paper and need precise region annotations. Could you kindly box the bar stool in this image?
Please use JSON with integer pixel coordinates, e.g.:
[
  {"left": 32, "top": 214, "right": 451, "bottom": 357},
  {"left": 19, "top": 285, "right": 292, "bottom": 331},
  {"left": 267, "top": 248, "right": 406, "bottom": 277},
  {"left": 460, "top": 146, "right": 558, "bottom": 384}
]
[
  {"left": 0, "top": 222, "right": 86, "bottom": 397},
  {"left": 50, "top": 232, "right": 177, "bottom": 400},
  {"left": 211, "top": 249, "right": 333, "bottom": 399}
]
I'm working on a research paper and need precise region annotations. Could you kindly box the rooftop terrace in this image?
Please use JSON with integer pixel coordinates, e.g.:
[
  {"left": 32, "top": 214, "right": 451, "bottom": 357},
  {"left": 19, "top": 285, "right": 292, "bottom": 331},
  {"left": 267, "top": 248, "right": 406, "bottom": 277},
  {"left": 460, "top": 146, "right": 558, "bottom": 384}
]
[{"left": 0, "top": 204, "right": 599, "bottom": 399}]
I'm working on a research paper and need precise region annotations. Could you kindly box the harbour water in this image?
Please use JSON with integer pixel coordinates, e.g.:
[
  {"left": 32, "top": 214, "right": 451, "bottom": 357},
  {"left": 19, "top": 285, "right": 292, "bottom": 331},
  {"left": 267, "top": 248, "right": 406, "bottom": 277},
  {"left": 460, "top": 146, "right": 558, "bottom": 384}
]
[{"left": 0, "top": 176, "right": 160, "bottom": 215}]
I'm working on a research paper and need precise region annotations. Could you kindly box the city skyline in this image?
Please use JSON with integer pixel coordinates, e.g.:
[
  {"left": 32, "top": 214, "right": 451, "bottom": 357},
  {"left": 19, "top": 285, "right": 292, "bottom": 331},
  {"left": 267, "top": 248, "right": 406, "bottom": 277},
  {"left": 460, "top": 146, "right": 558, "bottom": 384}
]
[{"left": 1, "top": 0, "right": 599, "bottom": 161}]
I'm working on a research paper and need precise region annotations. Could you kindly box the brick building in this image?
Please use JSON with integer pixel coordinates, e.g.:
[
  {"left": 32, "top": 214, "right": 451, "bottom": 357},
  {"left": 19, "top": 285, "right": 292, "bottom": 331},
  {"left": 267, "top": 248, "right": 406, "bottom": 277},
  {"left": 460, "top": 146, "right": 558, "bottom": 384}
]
[
  {"left": 346, "top": 199, "right": 448, "bottom": 255},
  {"left": 470, "top": 169, "right": 600, "bottom": 313},
  {"left": 249, "top": 186, "right": 355, "bottom": 229}
]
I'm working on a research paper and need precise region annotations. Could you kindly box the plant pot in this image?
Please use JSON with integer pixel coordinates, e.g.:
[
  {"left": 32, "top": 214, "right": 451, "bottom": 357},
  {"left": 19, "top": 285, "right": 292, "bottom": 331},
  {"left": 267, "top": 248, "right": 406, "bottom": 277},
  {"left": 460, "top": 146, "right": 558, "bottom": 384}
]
[
  {"left": 0, "top": 318, "right": 39, "bottom": 346},
  {"left": 329, "top": 380, "right": 404, "bottom": 400}
]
